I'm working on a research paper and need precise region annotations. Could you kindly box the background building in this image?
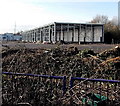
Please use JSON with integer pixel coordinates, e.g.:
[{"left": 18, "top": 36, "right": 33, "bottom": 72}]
[
  {"left": 22, "top": 22, "right": 104, "bottom": 43},
  {"left": 119, "top": 1, "right": 120, "bottom": 28},
  {"left": 0, "top": 33, "right": 22, "bottom": 41}
]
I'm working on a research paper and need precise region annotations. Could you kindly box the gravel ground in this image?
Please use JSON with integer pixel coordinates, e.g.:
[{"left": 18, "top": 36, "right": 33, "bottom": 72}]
[{"left": 2, "top": 41, "right": 120, "bottom": 53}]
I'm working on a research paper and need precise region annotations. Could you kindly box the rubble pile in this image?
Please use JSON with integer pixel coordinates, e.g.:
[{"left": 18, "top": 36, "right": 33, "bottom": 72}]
[
  {"left": 2, "top": 46, "right": 120, "bottom": 79},
  {"left": 2, "top": 45, "right": 120, "bottom": 105}
]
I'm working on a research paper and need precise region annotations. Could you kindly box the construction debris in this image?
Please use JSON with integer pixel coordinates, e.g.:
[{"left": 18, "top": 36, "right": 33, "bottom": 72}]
[
  {"left": 2, "top": 46, "right": 120, "bottom": 79},
  {"left": 2, "top": 45, "right": 120, "bottom": 105}
]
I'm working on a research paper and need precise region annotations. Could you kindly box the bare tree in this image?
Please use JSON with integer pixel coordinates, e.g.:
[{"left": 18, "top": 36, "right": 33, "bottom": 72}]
[
  {"left": 91, "top": 15, "right": 108, "bottom": 24},
  {"left": 90, "top": 15, "right": 120, "bottom": 43},
  {"left": 111, "top": 16, "right": 118, "bottom": 26}
]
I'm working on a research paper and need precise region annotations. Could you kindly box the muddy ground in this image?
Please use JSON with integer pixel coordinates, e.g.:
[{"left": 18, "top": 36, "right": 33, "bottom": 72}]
[{"left": 2, "top": 41, "right": 120, "bottom": 53}]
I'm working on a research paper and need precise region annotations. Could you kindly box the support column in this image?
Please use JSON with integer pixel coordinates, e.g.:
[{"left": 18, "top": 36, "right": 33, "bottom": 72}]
[
  {"left": 31, "top": 31, "right": 32, "bottom": 42},
  {"left": 41, "top": 29, "right": 43, "bottom": 42},
  {"left": 27, "top": 32, "right": 29, "bottom": 42},
  {"left": 59, "top": 31, "right": 61, "bottom": 41},
  {"left": 72, "top": 26, "right": 74, "bottom": 42},
  {"left": 79, "top": 24, "right": 81, "bottom": 44},
  {"left": 63, "top": 26, "right": 64, "bottom": 41},
  {"left": 102, "top": 25, "right": 104, "bottom": 43},
  {"left": 51, "top": 26, "right": 54, "bottom": 42},
  {"left": 34, "top": 30, "right": 35, "bottom": 42},
  {"left": 61, "top": 24, "right": 63, "bottom": 41},
  {"left": 32, "top": 31, "right": 33, "bottom": 42},
  {"left": 49, "top": 25, "right": 51, "bottom": 42},
  {"left": 92, "top": 25, "right": 94, "bottom": 43},
  {"left": 73, "top": 25, "right": 75, "bottom": 42},
  {"left": 67, "top": 24, "right": 69, "bottom": 42},
  {"left": 78, "top": 25, "right": 80, "bottom": 44},
  {"left": 43, "top": 28, "right": 45, "bottom": 41},
  {"left": 84, "top": 25, "right": 87, "bottom": 43},
  {"left": 39, "top": 29, "right": 41, "bottom": 42},
  {"left": 54, "top": 22, "right": 56, "bottom": 42},
  {"left": 38, "top": 28, "right": 40, "bottom": 41}
]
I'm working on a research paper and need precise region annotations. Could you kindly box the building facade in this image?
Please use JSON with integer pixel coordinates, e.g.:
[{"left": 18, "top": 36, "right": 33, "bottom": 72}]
[
  {"left": 118, "top": 1, "right": 120, "bottom": 28},
  {"left": 22, "top": 22, "right": 104, "bottom": 43},
  {"left": 0, "top": 33, "right": 22, "bottom": 41}
]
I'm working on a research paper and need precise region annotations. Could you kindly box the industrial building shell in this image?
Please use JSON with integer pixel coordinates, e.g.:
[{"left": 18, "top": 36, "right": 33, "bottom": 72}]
[{"left": 22, "top": 22, "right": 104, "bottom": 43}]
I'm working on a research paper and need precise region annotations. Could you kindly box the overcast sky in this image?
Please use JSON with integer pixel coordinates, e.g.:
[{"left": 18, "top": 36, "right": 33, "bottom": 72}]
[{"left": 0, "top": 0, "right": 119, "bottom": 33}]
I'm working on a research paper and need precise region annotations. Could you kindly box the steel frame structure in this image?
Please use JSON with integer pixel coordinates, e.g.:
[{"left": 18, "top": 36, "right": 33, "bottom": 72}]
[{"left": 22, "top": 22, "right": 104, "bottom": 43}]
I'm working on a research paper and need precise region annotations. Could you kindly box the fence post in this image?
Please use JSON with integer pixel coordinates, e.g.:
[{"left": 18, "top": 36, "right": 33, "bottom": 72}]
[
  {"left": 70, "top": 77, "right": 74, "bottom": 88},
  {"left": 63, "top": 76, "right": 66, "bottom": 95}
]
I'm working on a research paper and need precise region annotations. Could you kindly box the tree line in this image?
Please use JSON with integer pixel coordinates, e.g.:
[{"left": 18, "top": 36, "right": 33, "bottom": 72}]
[{"left": 90, "top": 15, "right": 120, "bottom": 44}]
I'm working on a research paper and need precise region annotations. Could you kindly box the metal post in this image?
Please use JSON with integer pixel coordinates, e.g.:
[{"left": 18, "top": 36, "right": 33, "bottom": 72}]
[
  {"left": 92, "top": 25, "right": 94, "bottom": 43},
  {"left": 84, "top": 24, "right": 87, "bottom": 43},
  {"left": 62, "top": 25, "right": 64, "bottom": 41},
  {"left": 32, "top": 31, "right": 33, "bottom": 42},
  {"left": 54, "top": 22, "right": 56, "bottom": 42},
  {"left": 79, "top": 24, "right": 81, "bottom": 44},
  {"left": 59, "top": 31, "right": 61, "bottom": 41},
  {"left": 51, "top": 26, "right": 54, "bottom": 42},
  {"left": 78, "top": 25, "right": 80, "bottom": 44},
  {"left": 49, "top": 25, "right": 51, "bottom": 42},
  {"left": 31, "top": 31, "right": 32, "bottom": 42},
  {"left": 74, "top": 24, "right": 75, "bottom": 42},
  {"left": 63, "top": 76, "right": 66, "bottom": 95},
  {"left": 67, "top": 24, "right": 69, "bottom": 42},
  {"left": 70, "top": 77, "right": 74, "bottom": 88},
  {"left": 102, "top": 25, "right": 104, "bottom": 43}
]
